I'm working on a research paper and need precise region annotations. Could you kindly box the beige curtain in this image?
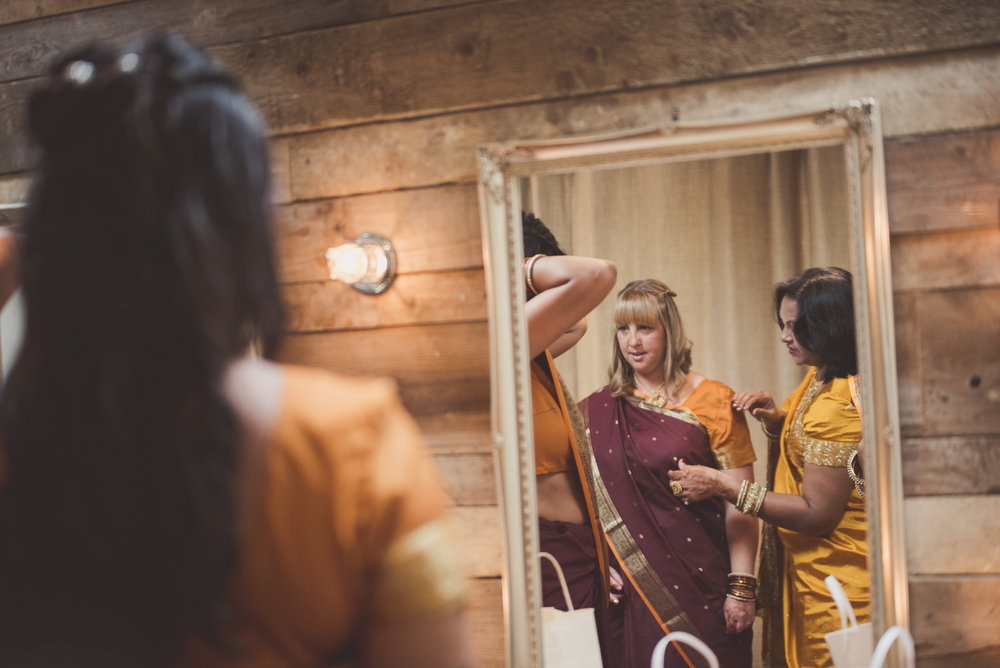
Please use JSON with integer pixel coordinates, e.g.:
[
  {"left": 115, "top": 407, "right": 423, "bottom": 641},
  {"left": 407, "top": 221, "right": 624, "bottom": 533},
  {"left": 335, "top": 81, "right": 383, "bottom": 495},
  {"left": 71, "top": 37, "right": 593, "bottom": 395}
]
[{"left": 522, "top": 146, "right": 852, "bottom": 482}]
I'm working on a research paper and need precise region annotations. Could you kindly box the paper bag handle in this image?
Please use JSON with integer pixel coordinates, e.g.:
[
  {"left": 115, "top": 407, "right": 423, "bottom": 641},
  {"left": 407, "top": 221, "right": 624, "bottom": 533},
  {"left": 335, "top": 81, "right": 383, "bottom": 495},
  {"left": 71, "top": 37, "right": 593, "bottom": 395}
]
[
  {"left": 824, "top": 574, "right": 858, "bottom": 630},
  {"left": 650, "top": 631, "right": 720, "bottom": 668},
  {"left": 540, "top": 551, "right": 575, "bottom": 612},
  {"left": 868, "top": 625, "right": 915, "bottom": 668}
]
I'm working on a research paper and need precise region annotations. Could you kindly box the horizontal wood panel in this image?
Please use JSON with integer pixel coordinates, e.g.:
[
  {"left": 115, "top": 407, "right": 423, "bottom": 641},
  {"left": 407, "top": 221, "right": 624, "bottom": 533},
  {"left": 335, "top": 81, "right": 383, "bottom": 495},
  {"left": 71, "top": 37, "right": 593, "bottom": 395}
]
[
  {"left": 281, "top": 48, "right": 1000, "bottom": 200},
  {"left": 466, "top": 577, "right": 505, "bottom": 668},
  {"left": 0, "top": 0, "right": 468, "bottom": 83},
  {"left": 5, "top": 44, "right": 1000, "bottom": 181},
  {"left": 0, "top": 0, "right": 127, "bottom": 26},
  {"left": 891, "top": 228, "right": 1000, "bottom": 292},
  {"left": 435, "top": 451, "right": 497, "bottom": 506},
  {"left": 915, "top": 286, "right": 1000, "bottom": 436},
  {"left": 886, "top": 127, "right": 1000, "bottom": 235},
  {"left": 905, "top": 496, "right": 1000, "bottom": 574},
  {"left": 416, "top": 409, "right": 492, "bottom": 454},
  {"left": 902, "top": 434, "right": 1000, "bottom": 497},
  {"left": 277, "top": 321, "right": 490, "bottom": 416},
  {"left": 0, "top": 175, "right": 27, "bottom": 204},
  {"left": 913, "top": 649, "right": 1000, "bottom": 668},
  {"left": 215, "top": 0, "right": 1000, "bottom": 136},
  {"left": 283, "top": 269, "right": 486, "bottom": 332},
  {"left": 272, "top": 184, "right": 482, "bottom": 281},
  {"left": 455, "top": 505, "right": 503, "bottom": 578},
  {"left": 909, "top": 575, "right": 1000, "bottom": 662}
]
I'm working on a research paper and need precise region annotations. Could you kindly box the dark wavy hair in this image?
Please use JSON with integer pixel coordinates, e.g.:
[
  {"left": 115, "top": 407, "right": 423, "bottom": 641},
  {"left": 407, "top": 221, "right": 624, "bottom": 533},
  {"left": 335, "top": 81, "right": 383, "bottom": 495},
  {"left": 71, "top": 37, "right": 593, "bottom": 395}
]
[
  {"left": 0, "top": 32, "right": 284, "bottom": 665},
  {"left": 521, "top": 211, "right": 566, "bottom": 258},
  {"left": 774, "top": 266, "right": 857, "bottom": 382}
]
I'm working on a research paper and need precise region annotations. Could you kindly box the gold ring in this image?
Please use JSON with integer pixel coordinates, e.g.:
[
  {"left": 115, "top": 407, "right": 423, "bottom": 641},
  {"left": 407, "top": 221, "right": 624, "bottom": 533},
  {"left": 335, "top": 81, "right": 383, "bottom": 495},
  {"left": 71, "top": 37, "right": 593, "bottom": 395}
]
[{"left": 670, "top": 480, "right": 683, "bottom": 496}]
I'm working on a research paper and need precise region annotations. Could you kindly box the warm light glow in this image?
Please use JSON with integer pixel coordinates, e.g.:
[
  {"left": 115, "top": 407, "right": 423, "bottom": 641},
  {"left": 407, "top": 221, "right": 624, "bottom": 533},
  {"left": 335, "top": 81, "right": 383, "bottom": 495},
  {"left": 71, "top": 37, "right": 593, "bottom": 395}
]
[
  {"left": 325, "top": 233, "right": 396, "bottom": 294},
  {"left": 326, "top": 242, "right": 370, "bottom": 284}
]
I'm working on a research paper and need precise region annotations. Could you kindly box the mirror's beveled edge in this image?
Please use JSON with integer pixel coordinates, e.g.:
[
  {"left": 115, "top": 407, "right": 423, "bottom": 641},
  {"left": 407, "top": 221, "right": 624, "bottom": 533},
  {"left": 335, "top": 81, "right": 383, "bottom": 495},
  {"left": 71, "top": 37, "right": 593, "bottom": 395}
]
[
  {"left": 476, "top": 99, "right": 909, "bottom": 668},
  {"left": 851, "top": 101, "right": 910, "bottom": 642},
  {"left": 476, "top": 148, "right": 543, "bottom": 668}
]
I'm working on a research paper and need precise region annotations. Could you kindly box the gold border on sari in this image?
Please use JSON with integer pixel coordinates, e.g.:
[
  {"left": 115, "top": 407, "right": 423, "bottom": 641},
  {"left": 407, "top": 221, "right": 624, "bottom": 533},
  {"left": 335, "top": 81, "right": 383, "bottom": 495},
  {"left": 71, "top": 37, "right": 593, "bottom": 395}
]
[{"left": 576, "top": 390, "right": 706, "bottom": 657}]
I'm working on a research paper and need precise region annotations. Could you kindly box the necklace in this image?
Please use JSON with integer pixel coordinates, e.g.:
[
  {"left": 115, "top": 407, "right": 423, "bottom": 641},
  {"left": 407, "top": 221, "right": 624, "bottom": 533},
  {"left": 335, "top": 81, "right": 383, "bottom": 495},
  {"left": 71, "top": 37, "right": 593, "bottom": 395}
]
[{"left": 634, "top": 378, "right": 668, "bottom": 408}]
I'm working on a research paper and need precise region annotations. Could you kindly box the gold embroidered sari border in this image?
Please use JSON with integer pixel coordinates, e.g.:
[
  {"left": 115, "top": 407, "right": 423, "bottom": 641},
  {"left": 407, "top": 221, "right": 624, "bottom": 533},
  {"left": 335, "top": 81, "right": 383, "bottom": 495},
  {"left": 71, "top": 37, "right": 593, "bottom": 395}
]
[{"left": 623, "top": 392, "right": 708, "bottom": 435}]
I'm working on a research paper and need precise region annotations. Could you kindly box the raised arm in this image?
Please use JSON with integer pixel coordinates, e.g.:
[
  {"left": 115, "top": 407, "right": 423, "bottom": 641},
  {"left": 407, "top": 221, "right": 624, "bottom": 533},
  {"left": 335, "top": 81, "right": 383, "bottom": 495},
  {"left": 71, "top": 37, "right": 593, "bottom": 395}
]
[{"left": 525, "top": 255, "right": 616, "bottom": 359}]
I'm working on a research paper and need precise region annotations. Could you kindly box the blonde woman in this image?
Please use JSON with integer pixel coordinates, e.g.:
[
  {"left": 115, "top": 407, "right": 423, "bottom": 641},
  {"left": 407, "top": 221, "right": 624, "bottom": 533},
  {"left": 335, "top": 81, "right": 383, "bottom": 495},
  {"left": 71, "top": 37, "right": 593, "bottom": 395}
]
[{"left": 581, "top": 279, "right": 757, "bottom": 668}]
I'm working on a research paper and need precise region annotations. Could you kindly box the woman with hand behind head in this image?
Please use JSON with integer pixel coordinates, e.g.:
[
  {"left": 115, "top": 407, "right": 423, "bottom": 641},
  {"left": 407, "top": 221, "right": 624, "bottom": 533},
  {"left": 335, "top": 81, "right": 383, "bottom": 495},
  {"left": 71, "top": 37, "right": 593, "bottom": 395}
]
[
  {"left": 0, "top": 32, "right": 474, "bottom": 668},
  {"left": 521, "top": 212, "right": 620, "bottom": 666},
  {"left": 669, "top": 267, "right": 868, "bottom": 668},
  {"left": 581, "top": 279, "right": 757, "bottom": 668}
]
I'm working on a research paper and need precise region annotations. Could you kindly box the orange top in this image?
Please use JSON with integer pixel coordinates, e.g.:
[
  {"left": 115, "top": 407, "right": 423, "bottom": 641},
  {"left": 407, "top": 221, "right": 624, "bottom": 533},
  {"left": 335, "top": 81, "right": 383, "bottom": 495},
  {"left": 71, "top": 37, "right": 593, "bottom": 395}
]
[
  {"left": 670, "top": 379, "right": 756, "bottom": 470},
  {"left": 180, "top": 365, "right": 463, "bottom": 666},
  {"left": 531, "top": 357, "right": 574, "bottom": 474}
]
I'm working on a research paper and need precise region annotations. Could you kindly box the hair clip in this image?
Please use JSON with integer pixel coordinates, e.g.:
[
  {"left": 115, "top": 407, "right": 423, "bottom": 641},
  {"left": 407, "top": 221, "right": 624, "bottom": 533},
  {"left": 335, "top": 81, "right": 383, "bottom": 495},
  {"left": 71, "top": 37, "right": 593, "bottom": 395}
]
[
  {"left": 118, "top": 52, "right": 140, "bottom": 73},
  {"left": 64, "top": 60, "right": 95, "bottom": 86}
]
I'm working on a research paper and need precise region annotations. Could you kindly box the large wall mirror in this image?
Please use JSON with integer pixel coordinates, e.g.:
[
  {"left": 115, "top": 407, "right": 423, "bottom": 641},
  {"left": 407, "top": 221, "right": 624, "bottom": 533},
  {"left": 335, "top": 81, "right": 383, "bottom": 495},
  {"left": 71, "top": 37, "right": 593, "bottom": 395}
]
[{"left": 478, "top": 101, "right": 908, "bottom": 667}]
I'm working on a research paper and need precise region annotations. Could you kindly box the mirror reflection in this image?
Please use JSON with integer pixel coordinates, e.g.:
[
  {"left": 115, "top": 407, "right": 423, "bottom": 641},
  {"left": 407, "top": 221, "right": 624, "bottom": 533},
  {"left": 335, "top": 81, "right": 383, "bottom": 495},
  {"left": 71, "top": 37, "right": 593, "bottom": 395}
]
[{"left": 518, "top": 145, "right": 875, "bottom": 665}]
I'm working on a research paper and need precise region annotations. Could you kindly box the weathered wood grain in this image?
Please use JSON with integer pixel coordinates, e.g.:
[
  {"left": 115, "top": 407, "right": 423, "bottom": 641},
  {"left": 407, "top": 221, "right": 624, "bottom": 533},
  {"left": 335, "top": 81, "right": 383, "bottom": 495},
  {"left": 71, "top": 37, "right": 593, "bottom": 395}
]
[
  {"left": 466, "top": 577, "right": 505, "bottom": 668},
  {"left": 909, "top": 575, "right": 1000, "bottom": 663},
  {"left": 5, "top": 30, "right": 1000, "bottom": 180},
  {"left": 277, "top": 321, "right": 490, "bottom": 416},
  {"left": 282, "top": 269, "right": 487, "bottom": 333},
  {"left": 269, "top": 138, "right": 292, "bottom": 206},
  {"left": 886, "top": 127, "right": 1000, "bottom": 235},
  {"left": 891, "top": 227, "right": 1000, "bottom": 292},
  {"left": 434, "top": 451, "right": 496, "bottom": 506},
  {"left": 0, "top": 175, "right": 28, "bottom": 206},
  {"left": 0, "top": 0, "right": 484, "bottom": 83},
  {"left": 893, "top": 291, "right": 923, "bottom": 434},
  {"left": 281, "top": 48, "right": 1000, "bottom": 201},
  {"left": 914, "top": 286, "right": 1000, "bottom": 436},
  {"left": 455, "top": 505, "right": 503, "bottom": 578},
  {"left": 213, "top": 0, "right": 1000, "bottom": 136},
  {"left": 416, "top": 409, "right": 491, "bottom": 452},
  {"left": 905, "top": 496, "right": 1000, "bottom": 574},
  {"left": 0, "top": 0, "right": 127, "bottom": 26},
  {"left": 272, "top": 184, "right": 482, "bottom": 281},
  {"left": 902, "top": 434, "right": 1000, "bottom": 497}
]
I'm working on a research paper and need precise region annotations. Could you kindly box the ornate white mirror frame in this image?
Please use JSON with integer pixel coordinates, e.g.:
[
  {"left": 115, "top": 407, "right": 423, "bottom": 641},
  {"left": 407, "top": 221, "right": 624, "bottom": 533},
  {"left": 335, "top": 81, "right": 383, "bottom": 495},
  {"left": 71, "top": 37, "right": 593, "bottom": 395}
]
[{"left": 478, "top": 100, "right": 908, "bottom": 668}]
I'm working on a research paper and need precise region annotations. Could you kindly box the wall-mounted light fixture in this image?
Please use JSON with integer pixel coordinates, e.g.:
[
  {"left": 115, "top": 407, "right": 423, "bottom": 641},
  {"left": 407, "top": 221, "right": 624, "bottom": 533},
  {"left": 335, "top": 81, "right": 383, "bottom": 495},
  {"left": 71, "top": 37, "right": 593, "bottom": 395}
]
[{"left": 325, "top": 233, "right": 396, "bottom": 295}]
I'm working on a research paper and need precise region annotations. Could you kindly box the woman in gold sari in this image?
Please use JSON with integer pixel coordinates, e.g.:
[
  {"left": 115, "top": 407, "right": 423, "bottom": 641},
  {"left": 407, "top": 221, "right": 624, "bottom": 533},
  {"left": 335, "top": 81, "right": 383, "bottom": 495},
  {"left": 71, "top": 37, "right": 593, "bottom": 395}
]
[{"left": 670, "top": 267, "right": 868, "bottom": 668}]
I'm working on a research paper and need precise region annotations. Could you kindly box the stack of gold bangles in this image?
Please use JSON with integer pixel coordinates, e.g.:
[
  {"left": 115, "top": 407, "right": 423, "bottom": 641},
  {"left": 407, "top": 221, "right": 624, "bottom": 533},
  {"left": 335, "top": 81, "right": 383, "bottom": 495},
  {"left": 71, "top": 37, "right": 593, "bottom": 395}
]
[
  {"left": 735, "top": 479, "right": 766, "bottom": 517},
  {"left": 727, "top": 572, "right": 757, "bottom": 603}
]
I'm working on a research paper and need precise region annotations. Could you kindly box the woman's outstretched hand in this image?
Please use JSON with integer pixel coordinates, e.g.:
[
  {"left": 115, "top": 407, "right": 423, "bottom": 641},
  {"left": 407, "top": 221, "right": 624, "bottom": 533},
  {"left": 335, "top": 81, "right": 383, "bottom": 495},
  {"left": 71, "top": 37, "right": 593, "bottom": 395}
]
[{"left": 732, "top": 390, "right": 784, "bottom": 433}]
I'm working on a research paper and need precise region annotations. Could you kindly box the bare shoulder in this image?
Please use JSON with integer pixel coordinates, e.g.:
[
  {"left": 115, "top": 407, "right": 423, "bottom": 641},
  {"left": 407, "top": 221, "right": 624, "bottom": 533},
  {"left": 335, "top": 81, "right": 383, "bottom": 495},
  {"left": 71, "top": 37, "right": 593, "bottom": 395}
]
[{"left": 223, "top": 357, "right": 285, "bottom": 440}]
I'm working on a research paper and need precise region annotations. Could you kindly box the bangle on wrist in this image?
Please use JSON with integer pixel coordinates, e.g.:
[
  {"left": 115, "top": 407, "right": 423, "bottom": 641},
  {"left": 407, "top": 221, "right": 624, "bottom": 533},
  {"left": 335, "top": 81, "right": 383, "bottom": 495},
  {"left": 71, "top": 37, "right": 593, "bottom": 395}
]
[
  {"left": 761, "top": 420, "right": 782, "bottom": 440},
  {"left": 524, "top": 254, "right": 545, "bottom": 296}
]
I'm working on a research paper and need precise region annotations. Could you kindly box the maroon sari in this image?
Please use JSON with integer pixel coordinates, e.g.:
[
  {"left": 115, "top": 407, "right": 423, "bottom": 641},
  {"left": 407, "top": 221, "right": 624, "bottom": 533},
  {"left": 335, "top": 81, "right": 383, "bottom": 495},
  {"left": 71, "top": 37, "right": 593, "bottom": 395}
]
[{"left": 583, "top": 387, "right": 752, "bottom": 668}]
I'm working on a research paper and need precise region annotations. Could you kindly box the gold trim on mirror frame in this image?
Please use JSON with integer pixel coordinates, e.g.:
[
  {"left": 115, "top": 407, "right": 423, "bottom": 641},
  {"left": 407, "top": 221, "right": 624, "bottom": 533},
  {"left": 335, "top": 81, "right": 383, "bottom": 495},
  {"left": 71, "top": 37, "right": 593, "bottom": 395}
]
[{"left": 477, "top": 100, "right": 908, "bottom": 668}]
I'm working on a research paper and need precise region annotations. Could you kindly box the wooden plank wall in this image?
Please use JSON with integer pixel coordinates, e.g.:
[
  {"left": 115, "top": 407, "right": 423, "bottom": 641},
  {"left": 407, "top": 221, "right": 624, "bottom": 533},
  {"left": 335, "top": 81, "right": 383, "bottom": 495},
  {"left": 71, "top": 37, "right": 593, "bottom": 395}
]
[{"left": 0, "top": 1, "right": 997, "bottom": 665}]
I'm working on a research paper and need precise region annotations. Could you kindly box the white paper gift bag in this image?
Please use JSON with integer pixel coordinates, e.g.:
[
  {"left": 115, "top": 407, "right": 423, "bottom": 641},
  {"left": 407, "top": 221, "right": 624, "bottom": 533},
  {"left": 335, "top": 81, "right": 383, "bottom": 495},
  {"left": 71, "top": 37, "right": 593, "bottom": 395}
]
[
  {"left": 539, "top": 551, "right": 603, "bottom": 668},
  {"left": 824, "top": 574, "right": 874, "bottom": 668},
  {"left": 650, "top": 630, "right": 719, "bottom": 668}
]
